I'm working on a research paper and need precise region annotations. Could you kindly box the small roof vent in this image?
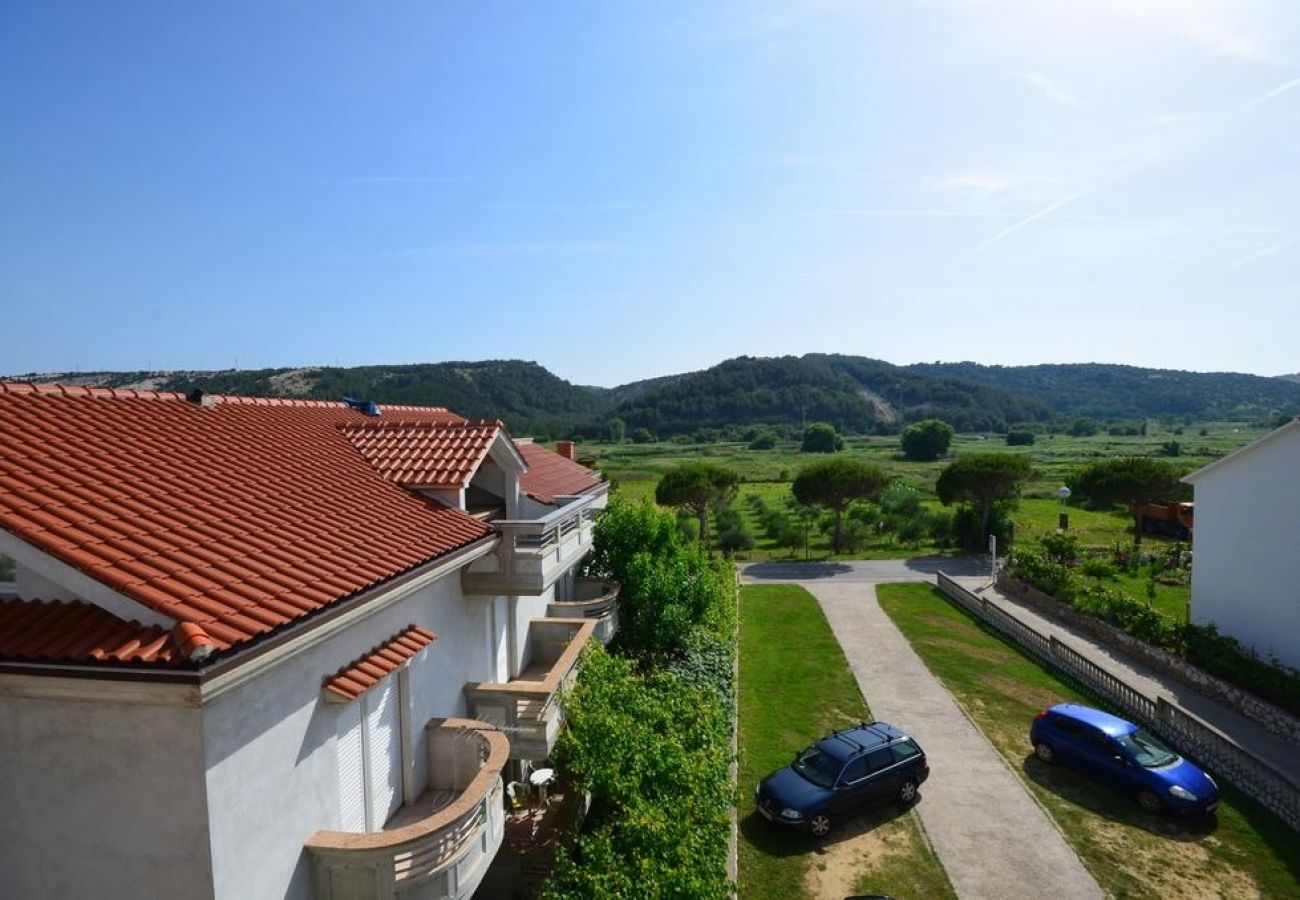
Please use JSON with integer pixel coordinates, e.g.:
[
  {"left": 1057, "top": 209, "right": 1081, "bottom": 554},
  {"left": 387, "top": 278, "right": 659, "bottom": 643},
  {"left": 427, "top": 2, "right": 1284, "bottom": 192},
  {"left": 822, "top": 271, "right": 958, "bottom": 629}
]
[{"left": 342, "top": 396, "right": 381, "bottom": 417}]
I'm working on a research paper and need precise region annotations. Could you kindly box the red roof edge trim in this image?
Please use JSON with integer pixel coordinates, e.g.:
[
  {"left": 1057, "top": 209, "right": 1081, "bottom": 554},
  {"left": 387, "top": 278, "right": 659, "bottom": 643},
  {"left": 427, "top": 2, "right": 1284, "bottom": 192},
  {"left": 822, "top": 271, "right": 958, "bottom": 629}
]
[{"left": 322, "top": 625, "right": 437, "bottom": 701}]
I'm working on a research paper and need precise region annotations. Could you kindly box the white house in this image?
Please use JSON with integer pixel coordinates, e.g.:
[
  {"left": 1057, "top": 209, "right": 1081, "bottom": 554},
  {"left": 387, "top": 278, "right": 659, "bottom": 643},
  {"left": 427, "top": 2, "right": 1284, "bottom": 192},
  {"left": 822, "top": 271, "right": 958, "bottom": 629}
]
[
  {"left": 1183, "top": 417, "right": 1300, "bottom": 669},
  {"left": 0, "top": 383, "right": 614, "bottom": 900}
]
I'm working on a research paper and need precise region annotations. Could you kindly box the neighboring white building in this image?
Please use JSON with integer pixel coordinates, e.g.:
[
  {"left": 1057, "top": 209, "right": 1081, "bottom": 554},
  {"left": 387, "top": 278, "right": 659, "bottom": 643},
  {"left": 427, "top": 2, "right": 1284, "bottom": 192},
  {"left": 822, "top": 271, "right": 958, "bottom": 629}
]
[
  {"left": 0, "top": 383, "right": 614, "bottom": 900},
  {"left": 1183, "top": 417, "right": 1300, "bottom": 669}
]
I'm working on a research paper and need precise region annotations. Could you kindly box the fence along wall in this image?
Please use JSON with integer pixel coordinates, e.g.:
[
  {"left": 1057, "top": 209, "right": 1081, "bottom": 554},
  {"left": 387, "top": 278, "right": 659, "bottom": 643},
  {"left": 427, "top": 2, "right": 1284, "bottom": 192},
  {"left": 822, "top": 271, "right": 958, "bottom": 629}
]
[{"left": 935, "top": 573, "right": 1300, "bottom": 833}]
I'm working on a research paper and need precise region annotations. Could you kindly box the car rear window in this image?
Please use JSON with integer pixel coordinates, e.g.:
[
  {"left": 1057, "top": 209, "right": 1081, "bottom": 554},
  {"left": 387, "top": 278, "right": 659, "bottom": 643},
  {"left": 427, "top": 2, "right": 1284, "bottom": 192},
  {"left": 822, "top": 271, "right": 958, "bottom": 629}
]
[{"left": 891, "top": 740, "right": 921, "bottom": 762}]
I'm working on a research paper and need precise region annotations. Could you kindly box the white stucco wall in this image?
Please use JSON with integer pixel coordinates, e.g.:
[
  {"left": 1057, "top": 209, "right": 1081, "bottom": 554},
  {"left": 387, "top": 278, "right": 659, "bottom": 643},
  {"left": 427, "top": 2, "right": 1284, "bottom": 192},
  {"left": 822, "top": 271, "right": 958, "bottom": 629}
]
[
  {"left": 1190, "top": 425, "right": 1300, "bottom": 668},
  {"left": 201, "top": 574, "right": 500, "bottom": 900},
  {"left": 0, "top": 695, "right": 213, "bottom": 900}
]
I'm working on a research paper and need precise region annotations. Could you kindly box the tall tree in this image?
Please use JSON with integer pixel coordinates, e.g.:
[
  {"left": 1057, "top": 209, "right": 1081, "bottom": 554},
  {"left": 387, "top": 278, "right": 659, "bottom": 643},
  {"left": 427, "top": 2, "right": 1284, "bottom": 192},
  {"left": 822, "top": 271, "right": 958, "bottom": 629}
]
[
  {"left": 792, "top": 458, "right": 891, "bottom": 553},
  {"left": 935, "top": 453, "right": 1032, "bottom": 544},
  {"left": 654, "top": 462, "right": 740, "bottom": 546},
  {"left": 1073, "top": 457, "right": 1188, "bottom": 544},
  {"left": 900, "top": 419, "right": 954, "bottom": 461}
]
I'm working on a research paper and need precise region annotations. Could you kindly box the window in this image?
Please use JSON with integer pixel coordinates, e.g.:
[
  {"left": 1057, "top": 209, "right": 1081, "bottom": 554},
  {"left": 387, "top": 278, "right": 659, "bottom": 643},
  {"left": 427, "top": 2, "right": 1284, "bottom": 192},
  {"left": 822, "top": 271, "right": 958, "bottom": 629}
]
[
  {"left": 861, "top": 747, "right": 896, "bottom": 775},
  {"left": 840, "top": 756, "right": 870, "bottom": 783},
  {"left": 336, "top": 672, "right": 407, "bottom": 832},
  {"left": 891, "top": 740, "right": 921, "bottom": 763}
]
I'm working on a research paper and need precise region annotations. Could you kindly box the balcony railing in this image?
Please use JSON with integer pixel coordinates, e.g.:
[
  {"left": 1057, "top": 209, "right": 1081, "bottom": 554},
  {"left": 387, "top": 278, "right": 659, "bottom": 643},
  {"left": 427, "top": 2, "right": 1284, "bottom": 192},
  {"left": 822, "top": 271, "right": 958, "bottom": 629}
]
[
  {"left": 465, "top": 618, "right": 597, "bottom": 760},
  {"left": 306, "top": 718, "right": 509, "bottom": 900},
  {"left": 462, "top": 493, "right": 604, "bottom": 596},
  {"left": 547, "top": 577, "right": 619, "bottom": 645}
]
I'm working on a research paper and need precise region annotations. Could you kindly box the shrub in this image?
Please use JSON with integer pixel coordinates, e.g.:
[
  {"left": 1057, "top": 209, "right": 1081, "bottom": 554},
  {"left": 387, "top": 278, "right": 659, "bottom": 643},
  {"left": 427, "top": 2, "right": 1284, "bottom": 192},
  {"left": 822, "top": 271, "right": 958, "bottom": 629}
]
[
  {"left": 900, "top": 419, "right": 954, "bottom": 461},
  {"left": 800, "top": 422, "right": 844, "bottom": 453},
  {"left": 748, "top": 432, "right": 777, "bottom": 450},
  {"left": 630, "top": 427, "right": 655, "bottom": 444},
  {"left": 1079, "top": 558, "right": 1117, "bottom": 579},
  {"left": 1005, "top": 431, "right": 1036, "bottom": 446}
]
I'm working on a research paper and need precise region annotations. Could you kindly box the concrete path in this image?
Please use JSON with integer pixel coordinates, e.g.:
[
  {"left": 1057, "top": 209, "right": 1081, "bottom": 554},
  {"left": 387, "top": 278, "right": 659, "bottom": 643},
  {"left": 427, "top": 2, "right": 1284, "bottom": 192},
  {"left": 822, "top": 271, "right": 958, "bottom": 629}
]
[
  {"left": 801, "top": 580, "right": 1102, "bottom": 900},
  {"left": 951, "top": 578, "right": 1300, "bottom": 777},
  {"left": 741, "top": 560, "right": 1102, "bottom": 899}
]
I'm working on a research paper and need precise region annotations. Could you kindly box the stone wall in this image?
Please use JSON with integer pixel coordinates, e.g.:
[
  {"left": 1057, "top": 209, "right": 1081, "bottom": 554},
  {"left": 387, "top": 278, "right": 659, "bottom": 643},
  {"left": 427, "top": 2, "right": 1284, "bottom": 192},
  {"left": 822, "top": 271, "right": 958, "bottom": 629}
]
[{"left": 997, "top": 572, "right": 1300, "bottom": 748}]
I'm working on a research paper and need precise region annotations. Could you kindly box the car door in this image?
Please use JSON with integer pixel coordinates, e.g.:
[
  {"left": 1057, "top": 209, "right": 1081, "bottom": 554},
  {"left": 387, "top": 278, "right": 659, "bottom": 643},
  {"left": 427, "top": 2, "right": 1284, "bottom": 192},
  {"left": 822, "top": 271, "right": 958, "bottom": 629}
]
[
  {"left": 1075, "top": 726, "right": 1130, "bottom": 788},
  {"left": 857, "top": 747, "right": 901, "bottom": 806},
  {"left": 829, "top": 755, "right": 873, "bottom": 816}
]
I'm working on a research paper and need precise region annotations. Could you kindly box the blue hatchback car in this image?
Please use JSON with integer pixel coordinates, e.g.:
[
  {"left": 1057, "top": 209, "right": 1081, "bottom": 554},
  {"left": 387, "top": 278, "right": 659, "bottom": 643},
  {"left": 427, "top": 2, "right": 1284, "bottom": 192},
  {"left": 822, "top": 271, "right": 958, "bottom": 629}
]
[
  {"left": 755, "top": 721, "right": 929, "bottom": 837},
  {"left": 1030, "top": 704, "right": 1219, "bottom": 815}
]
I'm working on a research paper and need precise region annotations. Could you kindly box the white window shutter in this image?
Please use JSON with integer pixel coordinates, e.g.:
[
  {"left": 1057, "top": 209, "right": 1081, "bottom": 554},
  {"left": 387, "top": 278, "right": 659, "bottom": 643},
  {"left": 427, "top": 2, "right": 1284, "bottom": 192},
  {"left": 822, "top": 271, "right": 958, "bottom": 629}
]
[
  {"left": 365, "top": 677, "right": 403, "bottom": 829},
  {"left": 336, "top": 701, "right": 366, "bottom": 833}
]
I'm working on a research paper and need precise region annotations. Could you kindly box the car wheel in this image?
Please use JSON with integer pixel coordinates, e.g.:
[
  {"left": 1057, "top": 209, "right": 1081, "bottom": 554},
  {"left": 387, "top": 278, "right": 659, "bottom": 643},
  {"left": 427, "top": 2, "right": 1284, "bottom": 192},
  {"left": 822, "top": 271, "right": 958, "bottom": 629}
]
[
  {"left": 898, "top": 778, "right": 919, "bottom": 806},
  {"left": 808, "top": 812, "right": 833, "bottom": 838},
  {"left": 1136, "top": 789, "right": 1163, "bottom": 813},
  {"left": 1033, "top": 741, "right": 1055, "bottom": 763}
]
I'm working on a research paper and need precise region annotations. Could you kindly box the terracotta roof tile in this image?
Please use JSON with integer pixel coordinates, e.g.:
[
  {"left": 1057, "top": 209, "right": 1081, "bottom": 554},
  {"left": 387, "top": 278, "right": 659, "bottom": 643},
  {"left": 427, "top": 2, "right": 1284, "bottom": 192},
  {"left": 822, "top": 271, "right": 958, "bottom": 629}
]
[
  {"left": 340, "top": 420, "right": 504, "bottom": 488},
  {"left": 517, "top": 442, "right": 604, "bottom": 504},
  {"left": 322, "top": 625, "right": 437, "bottom": 700},
  {"left": 0, "top": 384, "right": 494, "bottom": 654},
  {"left": 0, "top": 598, "right": 183, "bottom": 664}
]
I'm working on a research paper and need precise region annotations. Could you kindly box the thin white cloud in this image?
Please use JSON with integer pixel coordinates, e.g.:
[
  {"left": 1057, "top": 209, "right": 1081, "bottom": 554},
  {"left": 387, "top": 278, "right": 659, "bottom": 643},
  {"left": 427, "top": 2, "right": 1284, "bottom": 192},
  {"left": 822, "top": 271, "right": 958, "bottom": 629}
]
[
  {"left": 1227, "top": 232, "right": 1300, "bottom": 269},
  {"left": 321, "top": 175, "right": 470, "bottom": 186},
  {"left": 1018, "top": 70, "right": 1083, "bottom": 107},
  {"left": 972, "top": 192, "right": 1087, "bottom": 252},
  {"left": 1238, "top": 75, "right": 1300, "bottom": 112}
]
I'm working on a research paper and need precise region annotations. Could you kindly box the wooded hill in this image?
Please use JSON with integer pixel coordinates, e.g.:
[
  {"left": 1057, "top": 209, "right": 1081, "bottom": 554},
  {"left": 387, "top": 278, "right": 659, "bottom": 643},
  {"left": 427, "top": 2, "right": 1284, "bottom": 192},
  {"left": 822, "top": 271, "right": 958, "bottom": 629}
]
[
  {"left": 15, "top": 354, "right": 1300, "bottom": 438},
  {"left": 905, "top": 362, "right": 1300, "bottom": 422}
]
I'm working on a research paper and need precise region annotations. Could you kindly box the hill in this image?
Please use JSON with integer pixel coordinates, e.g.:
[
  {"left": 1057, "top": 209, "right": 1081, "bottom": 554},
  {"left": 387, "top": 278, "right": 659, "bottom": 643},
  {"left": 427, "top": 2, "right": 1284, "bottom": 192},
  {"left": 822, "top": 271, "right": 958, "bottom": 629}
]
[
  {"left": 612, "top": 354, "right": 1053, "bottom": 435},
  {"left": 905, "top": 362, "right": 1300, "bottom": 422},
  {"left": 17, "top": 361, "right": 609, "bottom": 436}
]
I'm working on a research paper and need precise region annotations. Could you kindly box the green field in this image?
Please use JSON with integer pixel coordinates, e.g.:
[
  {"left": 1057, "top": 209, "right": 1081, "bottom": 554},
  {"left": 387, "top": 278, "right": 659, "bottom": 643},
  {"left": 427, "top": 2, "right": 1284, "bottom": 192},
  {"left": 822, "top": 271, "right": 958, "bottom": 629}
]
[
  {"left": 876, "top": 583, "right": 1300, "bottom": 899},
  {"left": 584, "top": 425, "right": 1261, "bottom": 563},
  {"left": 737, "top": 584, "right": 954, "bottom": 900}
]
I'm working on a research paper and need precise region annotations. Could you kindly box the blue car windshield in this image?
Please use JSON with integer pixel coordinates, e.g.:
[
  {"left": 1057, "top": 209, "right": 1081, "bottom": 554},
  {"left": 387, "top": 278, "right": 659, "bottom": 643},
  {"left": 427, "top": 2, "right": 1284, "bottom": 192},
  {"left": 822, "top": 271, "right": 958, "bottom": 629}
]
[
  {"left": 1114, "top": 728, "right": 1178, "bottom": 768},
  {"left": 792, "top": 748, "right": 840, "bottom": 788}
]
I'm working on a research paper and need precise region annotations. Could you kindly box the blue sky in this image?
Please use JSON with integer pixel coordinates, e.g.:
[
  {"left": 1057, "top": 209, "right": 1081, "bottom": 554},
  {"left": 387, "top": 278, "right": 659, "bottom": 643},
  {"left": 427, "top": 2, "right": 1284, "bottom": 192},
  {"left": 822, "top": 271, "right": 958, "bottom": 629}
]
[{"left": 2, "top": 1, "right": 1297, "bottom": 385}]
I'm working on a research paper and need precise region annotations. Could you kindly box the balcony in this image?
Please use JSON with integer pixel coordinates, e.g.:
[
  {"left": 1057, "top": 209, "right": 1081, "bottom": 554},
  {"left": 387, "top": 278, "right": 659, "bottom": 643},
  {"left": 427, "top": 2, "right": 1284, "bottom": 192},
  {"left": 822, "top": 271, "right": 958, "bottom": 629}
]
[
  {"left": 306, "top": 718, "right": 509, "bottom": 900},
  {"left": 547, "top": 577, "right": 619, "bottom": 645},
  {"left": 462, "top": 493, "right": 604, "bottom": 596},
  {"left": 465, "top": 618, "right": 597, "bottom": 760}
]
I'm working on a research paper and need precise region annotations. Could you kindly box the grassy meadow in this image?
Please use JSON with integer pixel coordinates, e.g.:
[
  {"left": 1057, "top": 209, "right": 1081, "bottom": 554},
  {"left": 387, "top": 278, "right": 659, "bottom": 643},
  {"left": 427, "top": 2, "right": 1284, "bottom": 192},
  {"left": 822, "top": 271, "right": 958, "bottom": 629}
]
[{"left": 581, "top": 423, "right": 1262, "bottom": 566}]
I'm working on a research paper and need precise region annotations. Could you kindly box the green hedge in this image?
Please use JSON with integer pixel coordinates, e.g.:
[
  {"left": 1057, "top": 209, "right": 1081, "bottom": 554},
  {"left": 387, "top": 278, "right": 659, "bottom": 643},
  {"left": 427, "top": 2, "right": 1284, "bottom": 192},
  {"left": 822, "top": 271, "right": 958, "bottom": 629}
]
[
  {"left": 1009, "top": 548, "right": 1300, "bottom": 717},
  {"left": 544, "top": 499, "right": 737, "bottom": 898}
]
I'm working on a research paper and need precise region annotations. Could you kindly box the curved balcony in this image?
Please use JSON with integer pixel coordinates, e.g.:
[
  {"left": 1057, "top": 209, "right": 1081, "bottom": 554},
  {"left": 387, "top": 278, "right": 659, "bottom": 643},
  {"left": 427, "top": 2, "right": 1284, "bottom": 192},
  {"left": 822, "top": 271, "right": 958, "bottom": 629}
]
[
  {"left": 547, "top": 578, "right": 619, "bottom": 645},
  {"left": 306, "top": 718, "right": 509, "bottom": 900}
]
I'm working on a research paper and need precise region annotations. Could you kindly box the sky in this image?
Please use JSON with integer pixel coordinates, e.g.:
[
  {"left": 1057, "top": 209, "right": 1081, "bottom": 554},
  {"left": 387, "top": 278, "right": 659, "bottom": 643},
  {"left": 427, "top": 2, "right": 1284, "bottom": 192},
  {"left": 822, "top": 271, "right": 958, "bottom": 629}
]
[{"left": 2, "top": 1, "right": 1298, "bottom": 386}]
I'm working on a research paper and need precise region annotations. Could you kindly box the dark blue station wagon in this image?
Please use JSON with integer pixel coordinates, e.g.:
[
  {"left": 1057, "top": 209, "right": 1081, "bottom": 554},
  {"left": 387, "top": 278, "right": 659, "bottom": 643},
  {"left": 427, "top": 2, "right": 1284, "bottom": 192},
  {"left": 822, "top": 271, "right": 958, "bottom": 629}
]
[{"left": 755, "top": 721, "right": 930, "bottom": 837}]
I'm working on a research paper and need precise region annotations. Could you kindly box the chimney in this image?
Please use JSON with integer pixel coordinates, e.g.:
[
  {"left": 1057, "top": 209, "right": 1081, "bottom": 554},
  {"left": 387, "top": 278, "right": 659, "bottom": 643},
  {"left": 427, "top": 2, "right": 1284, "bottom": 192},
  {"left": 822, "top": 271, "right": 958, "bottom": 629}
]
[{"left": 556, "top": 440, "right": 576, "bottom": 460}]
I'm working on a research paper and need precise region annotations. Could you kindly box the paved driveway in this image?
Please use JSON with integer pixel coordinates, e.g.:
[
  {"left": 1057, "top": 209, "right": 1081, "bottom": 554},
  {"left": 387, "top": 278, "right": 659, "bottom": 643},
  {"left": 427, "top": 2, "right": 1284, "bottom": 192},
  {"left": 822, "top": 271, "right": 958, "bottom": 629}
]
[{"left": 741, "top": 562, "right": 1101, "bottom": 900}]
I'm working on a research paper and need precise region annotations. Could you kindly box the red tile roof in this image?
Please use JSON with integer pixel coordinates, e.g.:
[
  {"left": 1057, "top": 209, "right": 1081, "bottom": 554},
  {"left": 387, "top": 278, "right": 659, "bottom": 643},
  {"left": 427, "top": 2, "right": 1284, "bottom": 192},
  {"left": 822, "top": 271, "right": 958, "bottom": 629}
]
[
  {"left": 0, "top": 597, "right": 183, "bottom": 664},
  {"left": 0, "top": 384, "right": 494, "bottom": 655},
  {"left": 517, "top": 442, "right": 604, "bottom": 504},
  {"left": 322, "top": 625, "right": 437, "bottom": 700},
  {"left": 340, "top": 420, "right": 503, "bottom": 488}
]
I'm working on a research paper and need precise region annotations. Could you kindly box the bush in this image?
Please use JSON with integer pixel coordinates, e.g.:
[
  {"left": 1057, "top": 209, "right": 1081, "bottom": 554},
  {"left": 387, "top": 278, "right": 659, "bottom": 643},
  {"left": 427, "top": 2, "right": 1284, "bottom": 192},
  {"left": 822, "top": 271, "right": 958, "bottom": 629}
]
[
  {"left": 900, "top": 419, "right": 954, "bottom": 461},
  {"left": 1079, "top": 558, "right": 1118, "bottom": 579},
  {"left": 1159, "top": 440, "right": 1182, "bottom": 457},
  {"left": 800, "top": 422, "right": 843, "bottom": 453},
  {"left": 748, "top": 432, "right": 777, "bottom": 450},
  {"left": 1005, "top": 431, "right": 1036, "bottom": 446},
  {"left": 630, "top": 427, "right": 655, "bottom": 444}
]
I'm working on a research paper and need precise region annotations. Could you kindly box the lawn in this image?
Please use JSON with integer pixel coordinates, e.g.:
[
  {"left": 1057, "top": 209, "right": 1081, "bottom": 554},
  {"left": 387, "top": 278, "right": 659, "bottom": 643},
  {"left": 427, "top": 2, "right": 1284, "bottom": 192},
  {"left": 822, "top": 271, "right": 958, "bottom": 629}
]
[
  {"left": 876, "top": 582, "right": 1300, "bottom": 899},
  {"left": 737, "top": 584, "right": 954, "bottom": 900}
]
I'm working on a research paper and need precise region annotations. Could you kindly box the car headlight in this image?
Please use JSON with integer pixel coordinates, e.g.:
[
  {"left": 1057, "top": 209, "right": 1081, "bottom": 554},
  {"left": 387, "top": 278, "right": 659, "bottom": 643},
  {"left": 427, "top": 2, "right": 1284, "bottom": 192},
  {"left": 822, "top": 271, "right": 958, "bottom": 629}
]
[
  {"left": 1169, "top": 785, "right": 1197, "bottom": 801},
  {"left": 780, "top": 808, "right": 804, "bottom": 821}
]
